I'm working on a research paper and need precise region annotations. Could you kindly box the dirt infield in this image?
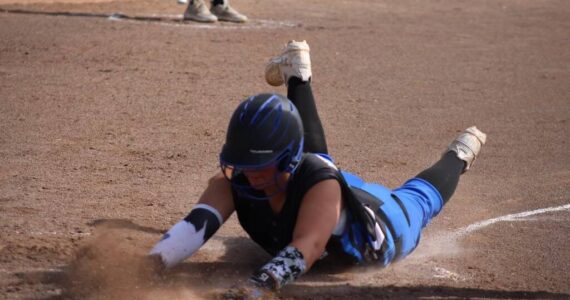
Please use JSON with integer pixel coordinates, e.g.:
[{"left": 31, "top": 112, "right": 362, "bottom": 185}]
[{"left": 1, "top": 0, "right": 569, "bottom": 299}]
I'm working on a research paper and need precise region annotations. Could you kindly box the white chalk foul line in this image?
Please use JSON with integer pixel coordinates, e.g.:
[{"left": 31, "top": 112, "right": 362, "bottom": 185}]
[
  {"left": 108, "top": 14, "right": 298, "bottom": 29},
  {"left": 455, "top": 203, "right": 570, "bottom": 237}
]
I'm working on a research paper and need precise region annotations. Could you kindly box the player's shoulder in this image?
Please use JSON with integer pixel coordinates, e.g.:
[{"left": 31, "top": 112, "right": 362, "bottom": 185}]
[
  {"left": 299, "top": 153, "right": 338, "bottom": 171},
  {"left": 289, "top": 153, "right": 342, "bottom": 197}
]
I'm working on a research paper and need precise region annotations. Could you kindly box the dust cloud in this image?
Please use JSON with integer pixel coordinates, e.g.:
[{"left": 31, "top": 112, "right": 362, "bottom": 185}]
[{"left": 61, "top": 225, "right": 213, "bottom": 300}]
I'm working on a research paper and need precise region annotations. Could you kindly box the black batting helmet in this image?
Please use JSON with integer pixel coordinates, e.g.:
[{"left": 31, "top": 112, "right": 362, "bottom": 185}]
[{"left": 219, "top": 93, "right": 304, "bottom": 176}]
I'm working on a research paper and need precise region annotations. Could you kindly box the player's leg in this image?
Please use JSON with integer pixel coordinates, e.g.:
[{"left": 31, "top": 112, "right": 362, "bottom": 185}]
[
  {"left": 414, "top": 151, "right": 464, "bottom": 204},
  {"left": 382, "top": 127, "right": 487, "bottom": 261},
  {"left": 265, "top": 40, "right": 328, "bottom": 155},
  {"left": 416, "top": 126, "right": 487, "bottom": 203},
  {"left": 287, "top": 78, "right": 328, "bottom": 155}
]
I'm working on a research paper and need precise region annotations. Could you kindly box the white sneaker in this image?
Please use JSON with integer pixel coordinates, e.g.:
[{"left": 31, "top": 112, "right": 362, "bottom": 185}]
[
  {"left": 265, "top": 40, "right": 311, "bottom": 87},
  {"left": 447, "top": 126, "right": 487, "bottom": 173},
  {"left": 183, "top": 0, "right": 218, "bottom": 23},
  {"left": 177, "top": 0, "right": 188, "bottom": 5},
  {"left": 211, "top": 3, "right": 248, "bottom": 23}
]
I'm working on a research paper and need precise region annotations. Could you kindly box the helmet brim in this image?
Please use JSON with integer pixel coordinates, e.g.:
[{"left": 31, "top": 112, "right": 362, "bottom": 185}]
[{"left": 219, "top": 143, "right": 285, "bottom": 171}]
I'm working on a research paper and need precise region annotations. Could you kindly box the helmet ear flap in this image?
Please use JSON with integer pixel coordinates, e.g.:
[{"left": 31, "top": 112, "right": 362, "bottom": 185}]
[{"left": 277, "top": 137, "right": 304, "bottom": 172}]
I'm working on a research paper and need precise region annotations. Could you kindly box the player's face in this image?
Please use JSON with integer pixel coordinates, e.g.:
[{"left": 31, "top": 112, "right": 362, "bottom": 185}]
[
  {"left": 221, "top": 160, "right": 290, "bottom": 197},
  {"left": 242, "top": 164, "right": 280, "bottom": 190}
]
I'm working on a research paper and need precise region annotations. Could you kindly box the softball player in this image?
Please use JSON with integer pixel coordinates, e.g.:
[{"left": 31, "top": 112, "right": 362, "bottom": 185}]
[{"left": 149, "top": 40, "right": 487, "bottom": 298}]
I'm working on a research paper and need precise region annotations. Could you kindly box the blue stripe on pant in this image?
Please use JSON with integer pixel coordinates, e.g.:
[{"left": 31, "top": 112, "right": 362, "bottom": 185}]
[{"left": 341, "top": 171, "right": 444, "bottom": 266}]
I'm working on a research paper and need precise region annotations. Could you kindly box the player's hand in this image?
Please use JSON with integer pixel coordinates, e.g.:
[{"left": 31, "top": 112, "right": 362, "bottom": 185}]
[{"left": 221, "top": 281, "right": 277, "bottom": 300}]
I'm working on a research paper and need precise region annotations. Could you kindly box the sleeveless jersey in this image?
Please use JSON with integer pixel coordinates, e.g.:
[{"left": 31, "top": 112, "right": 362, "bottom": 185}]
[
  {"left": 231, "top": 153, "right": 444, "bottom": 267},
  {"left": 231, "top": 153, "right": 341, "bottom": 256}
]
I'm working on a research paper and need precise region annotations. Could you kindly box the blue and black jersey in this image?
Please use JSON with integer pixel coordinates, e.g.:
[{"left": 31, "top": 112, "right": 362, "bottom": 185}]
[{"left": 231, "top": 152, "right": 445, "bottom": 266}]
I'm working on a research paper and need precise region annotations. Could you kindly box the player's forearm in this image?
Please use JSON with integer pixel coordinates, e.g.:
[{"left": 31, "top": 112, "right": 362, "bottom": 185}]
[
  {"left": 149, "top": 203, "right": 222, "bottom": 268},
  {"left": 249, "top": 245, "right": 307, "bottom": 290},
  {"left": 246, "top": 229, "right": 330, "bottom": 290},
  {"left": 290, "top": 235, "right": 328, "bottom": 269}
]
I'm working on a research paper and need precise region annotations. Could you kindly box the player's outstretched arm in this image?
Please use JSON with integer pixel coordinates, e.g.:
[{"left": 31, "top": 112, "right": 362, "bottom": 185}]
[
  {"left": 149, "top": 172, "right": 235, "bottom": 269},
  {"left": 251, "top": 179, "right": 343, "bottom": 290}
]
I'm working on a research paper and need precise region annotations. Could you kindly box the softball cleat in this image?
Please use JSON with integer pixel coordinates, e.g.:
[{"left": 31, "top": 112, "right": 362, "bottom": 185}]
[
  {"left": 183, "top": 0, "right": 218, "bottom": 23},
  {"left": 447, "top": 126, "right": 487, "bottom": 173},
  {"left": 211, "top": 3, "right": 248, "bottom": 23},
  {"left": 265, "top": 40, "right": 312, "bottom": 86}
]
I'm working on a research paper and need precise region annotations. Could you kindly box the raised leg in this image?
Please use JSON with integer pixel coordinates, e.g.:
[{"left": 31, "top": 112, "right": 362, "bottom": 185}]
[
  {"left": 265, "top": 40, "right": 328, "bottom": 155},
  {"left": 417, "top": 126, "right": 487, "bottom": 203}
]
